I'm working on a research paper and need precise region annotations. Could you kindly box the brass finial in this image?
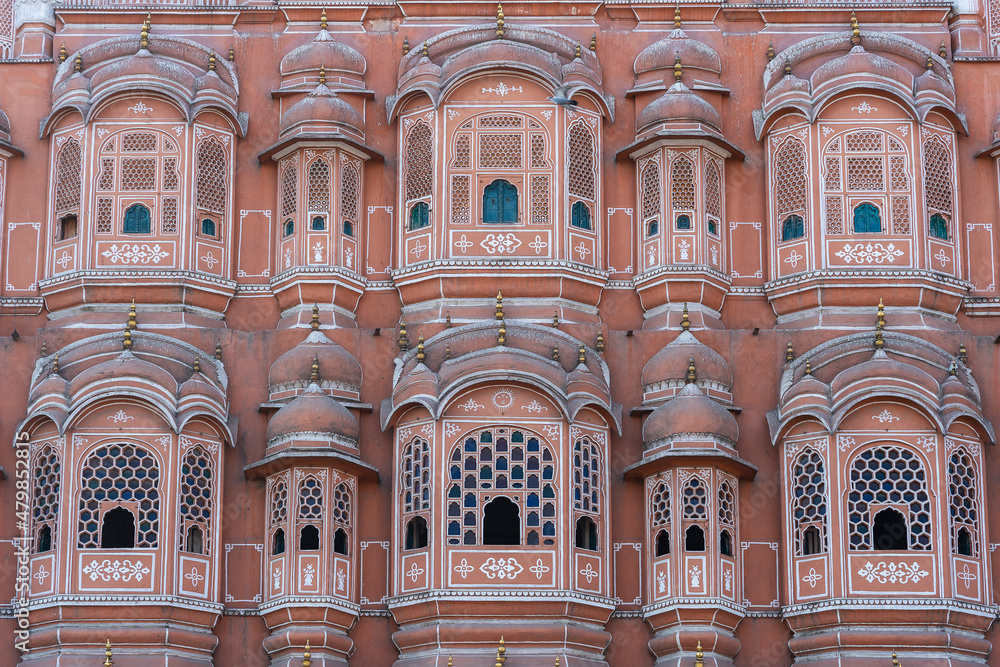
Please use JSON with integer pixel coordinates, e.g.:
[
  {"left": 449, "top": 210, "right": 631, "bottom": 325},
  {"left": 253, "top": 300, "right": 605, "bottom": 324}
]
[
  {"left": 498, "top": 320, "right": 506, "bottom": 346},
  {"left": 417, "top": 334, "right": 425, "bottom": 362},
  {"left": 445, "top": 313, "right": 452, "bottom": 328},
  {"left": 673, "top": 53, "right": 682, "bottom": 83},
  {"left": 127, "top": 298, "right": 137, "bottom": 330},
  {"left": 215, "top": 342, "right": 222, "bottom": 360},
  {"left": 575, "top": 42, "right": 582, "bottom": 58},
  {"left": 784, "top": 58, "right": 791, "bottom": 76},
  {"left": 499, "top": 635, "right": 506, "bottom": 659},
  {"left": 496, "top": 3, "right": 505, "bottom": 39},
  {"left": 674, "top": 5, "right": 681, "bottom": 29},
  {"left": 40, "top": 342, "right": 47, "bottom": 357},
  {"left": 555, "top": 659, "right": 560, "bottom": 667},
  {"left": 398, "top": 319, "right": 409, "bottom": 351},
  {"left": 123, "top": 327, "right": 132, "bottom": 350},
  {"left": 596, "top": 331, "right": 605, "bottom": 353},
  {"left": 422, "top": 41, "right": 428, "bottom": 58},
  {"left": 140, "top": 20, "right": 149, "bottom": 50},
  {"left": 311, "top": 304, "right": 320, "bottom": 330},
  {"left": 59, "top": 43, "right": 67, "bottom": 62},
  {"left": 319, "top": 64, "right": 327, "bottom": 86},
  {"left": 310, "top": 354, "right": 320, "bottom": 383},
  {"left": 681, "top": 303, "right": 690, "bottom": 331},
  {"left": 687, "top": 356, "right": 696, "bottom": 383},
  {"left": 193, "top": 357, "right": 201, "bottom": 374},
  {"left": 74, "top": 54, "right": 83, "bottom": 73},
  {"left": 209, "top": 51, "right": 217, "bottom": 72},
  {"left": 959, "top": 343, "right": 968, "bottom": 364},
  {"left": 320, "top": 9, "right": 327, "bottom": 30},
  {"left": 553, "top": 312, "right": 560, "bottom": 327},
  {"left": 850, "top": 11, "right": 861, "bottom": 45},
  {"left": 590, "top": 32, "right": 597, "bottom": 51},
  {"left": 495, "top": 291, "right": 504, "bottom": 320},
  {"left": 767, "top": 40, "right": 774, "bottom": 61},
  {"left": 892, "top": 651, "right": 901, "bottom": 667},
  {"left": 552, "top": 345, "right": 560, "bottom": 360},
  {"left": 228, "top": 45, "right": 235, "bottom": 61},
  {"left": 940, "top": 40, "right": 948, "bottom": 58},
  {"left": 694, "top": 640, "right": 704, "bottom": 667},
  {"left": 786, "top": 340, "right": 794, "bottom": 363},
  {"left": 445, "top": 345, "right": 451, "bottom": 360},
  {"left": 877, "top": 297, "right": 886, "bottom": 329},
  {"left": 578, "top": 345, "right": 586, "bottom": 365},
  {"left": 926, "top": 53, "right": 934, "bottom": 71},
  {"left": 303, "top": 639, "right": 312, "bottom": 667},
  {"left": 104, "top": 638, "right": 114, "bottom": 667},
  {"left": 805, "top": 359, "right": 812, "bottom": 376},
  {"left": 949, "top": 358, "right": 958, "bottom": 376},
  {"left": 52, "top": 353, "right": 59, "bottom": 375},
  {"left": 448, "top": 657, "right": 453, "bottom": 667},
  {"left": 145, "top": 12, "right": 151, "bottom": 30},
  {"left": 403, "top": 37, "right": 410, "bottom": 55}
]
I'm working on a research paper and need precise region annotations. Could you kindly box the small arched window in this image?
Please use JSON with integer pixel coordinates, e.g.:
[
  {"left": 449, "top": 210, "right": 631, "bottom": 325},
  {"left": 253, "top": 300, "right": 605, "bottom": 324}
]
[
  {"left": 101, "top": 507, "right": 136, "bottom": 549},
  {"left": 299, "top": 524, "right": 320, "bottom": 551},
  {"left": 575, "top": 516, "right": 598, "bottom": 551},
  {"left": 957, "top": 527, "right": 973, "bottom": 557},
  {"left": 571, "top": 201, "right": 592, "bottom": 230},
  {"left": 483, "top": 497, "right": 520, "bottom": 545},
  {"left": 272, "top": 528, "right": 285, "bottom": 555},
  {"left": 655, "top": 529, "right": 670, "bottom": 557},
  {"left": 781, "top": 215, "right": 804, "bottom": 241},
  {"left": 675, "top": 215, "right": 691, "bottom": 230},
  {"left": 802, "top": 526, "right": 822, "bottom": 555},
  {"left": 59, "top": 214, "right": 78, "bottom": 241},
  {"left": 311, "top": 216, "right": 326, "bottom": 231},
  {"left": 685, "top": 524, "right": 705, "bottom": 552},
  {"left": 929, "top": 213, "right": 949, "bottom": 240},
  {"left": 200, "top": 218, "right": 216, "bottom": 237},
  {"left": 647, "top": 220, "right": 659, "bottom": 237},
  {"left": 853, "top": 203, "right": 882, "bottom": 233},
  {"left": 283, "top": 219, "right": 294, "bottom": 237},
  {"left": 409, "top": 202, "right": 430, "bottom": 230},
  {"left": 405, "top": 516, "right": 428, "bottom": 550},
  {"left": 334, "top": 527, "right": 349, "bottom": 556},
  {"left": 872, "top": 508, "right": 907, "bottom": 550},
  {"left": 483, "top": 180, "right": 518, "bottom": 224},
  {"left": 708, "top": 220, "right": 718, "bottom": 236},
  {"left": 185, "top": 524, "right": 204, "bottom": 555},
  {"left": 343, "top": 220, "right": 354, "bottom": 237},
  {"left": 37, "top": 525, "right": 52, "bottom": 553},
  {"left": 720, "top": 529, "right": 733, "bottom": 557},
  {"left": 123, "top": 204, "right": 151, "bottom": 234}
]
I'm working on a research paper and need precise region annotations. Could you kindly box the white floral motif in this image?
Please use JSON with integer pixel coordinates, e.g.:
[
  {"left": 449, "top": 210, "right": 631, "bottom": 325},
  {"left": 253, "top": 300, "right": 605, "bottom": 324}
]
[
  {"left": 447, "top": 109, "right": 461, "bottom": 120},
  {"left": 822, "top": 126, "right": 833, "bottom": 136},
  {"left": 857, "top": 561, "right": 929, "bottom": 584},
  {"left": 482, "top": 82, "right": 523, "bottom": 97},
  {"left": 445, "top": 423, "right": 461, "bottom": 438},
  {"left": 128, "top": 102, "right": 154, "bottom": 114},
  {"left": 101, "top": 244, "right": 170, "bottom": 265},
  {"left": 397, "top": 427, "right": 412, "bottom": 442},
  {"left": 480, "top": 557, "right": 523, "bottom": 580},
  {"left": 184, "top": 566, "right": 205, "bottom": 587},
  {"left": 337, "top": 568, "right": 346, "bottom": 591},
  {"left": 109, "top": 410, "right": 133, "bottom": 424},
  {"left": 529, "top": 559, "right": 550, "bottom": 579},
  {"left": 459, "top": 398, "right": 484, "bottom": 412},
  {"left": 837, "top": 435, "right": 857, "bottom": 452},
  {"left": 688, "top": 564, "right": 702, "bottom": 587},
  {"left": 302, "top": 563, "right": 316, "bottom": 586},
  {"left": 710, "top": 245, "right": 719, "bottom": 266},
  {"left": 284, "top": 248, "right": 292, "bottom": 268},
  {"left": 83, "top": 559, "right": 151, "bottom": 582},
  {"left": 272, "top": 565, "right": 282, "bottom": 590},
  {"left": 405, "top": 562, "right": 425, "bottom": 583},
  {"left": 575, "top": 241, "right": 591, "bottom": 259},
  {"left": 201, "top": 250, "right": 220, "bottom": 269},
  {"left": 916, "top": 435, "right": 936, "bottom": 453},
  {"left": 543, "top": 425, "right": 559, "bottom": 439},
  {"left": 934, "top": 248, "right": 951, "bottom": 266},
  {"left": 896, "top": 125, "right": 909, "bottom": 136},
  {"left": 33, "top": 565, "right": 50, "bottom": 586},
  {"left": 454, "top": 558, "right": 475, "bottom": 579},
  {"left": 657, "top": 571, "right": 667, "bottom": 593},
  {"left": 957, "top": 563, "right": 977, "bottom": 589},
  {"left": 173, "top": 126, "right": 185, "bottom": 136},
  {"left": 529, "top": 236, "right": 548, "bottom": 254},
  {"left": 678, "top": 240, "right": 691, "bottom": 260},
  {"left": 724, "top": 569, "right": 733, "bottom": 591},
  {"left": 802, "top": 567, "right": 823, "bottom": 588},
  {"left": 454, "top": 234, "right": 473, "bottom": 252},
  {"left": 345, "top": 246, "right": 353, "bottom": 268},
  {"left": 784, "top": 249, "right": 803, "bottom": 268},
  {"left": 541, "top": 110, "right": 553, "bottom": 120},
  {"left": 420, "top": 423, "right": 434, "bottom": 436},
  {"left": 852, "top": 101, "right": 877, "bottom": 114},
  {"left": 480, "top": 233, "right": 522, "bottom": 254},
  {"left": 409, "top": 239, "right": 428, "bottom": 257},
  {"left": 313, "top": 242, "right": 324, "bottom": 263},
  {"left": 872, "top": 409, "right": 899, "bottom": 424},
  {"left": 525, "top": 400, "right": 548, "bottom": 413},
  {"left": 579, "top": 563, "right": 599, "bottom": 584},
  {"left": 56, "top": 251, "right": 72, "bottom": 270},
  {"left": 835, "top": 242, "right": 904, "bottom": 264}
]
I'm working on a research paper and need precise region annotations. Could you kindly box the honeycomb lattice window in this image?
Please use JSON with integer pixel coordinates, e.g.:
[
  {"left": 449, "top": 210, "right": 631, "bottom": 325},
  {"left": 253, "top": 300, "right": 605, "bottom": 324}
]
[
  {"left": 404, "top": 121, "right": 433, "bottom": 201},
  {"left": 530, "top": 175, "right": 549, "bottom": 224},
  {"left": 681, "top": 477, "right": 708, "bottom": 520},
  {"left": 452, "top": 174, "right": 471, "bottom": 224},
  {"left": 54, "top": 138, "right": 83, "bottom": 213},
  {"left": 281, "top": 164, "right": 298, "bottom": 218},
  {"left": 718, "top": 480, "right": 735, "bottom": 526},
  {"left": 530, "top": 134, "right": 548, "bottom": 169},
  {"left": 825, "top": 196, "right": 844, "bottom": 234},
  {"left": 845, "top": 131, "right": 883, "bottom": 152},
  {"left": 949, "top": 450, "right": 979, "bottom": 556},
  {"left": 846, "top": 156, "right": 884, "bottom": 191},
  {"left": 307, "top": 159, "right": 330, "bottom": 213},
  {"left": 298, "top": 477, "right": 324, "bottom": 521},
  {"left": 447, "top": 427, "right": 557, "bottom": 546},
  {"left": 923, "top": 135, "right": 954, "bottom": 216},
  {"left": 792, "top": 449, "right": 827, "bottom": 556},
  {"left": 162, "top": 197, "right": 178, "bottom": 234},
  {"left": 825, "top": 136, "right": 841, "bottom": 153},
  {"left": 641, "top": 159, "right": 661, "bottom": 221},
  {"left": 573, "top": 437, "right": 600, "bottom": 515},
  {"left": 889, "top": 136, "right": 906, "bottom": 152},
  {"left": 705, "top": 160, "right": 722, "bottom": 219},
  {"left": 102, "top": 138, "right": 116, "bottom": 153},
  {"left": 270, "top": 477, "right": 288, "bottom": 528},
  {"left": 98, "top": 158, "right": 115, "bottom": 191},
  {"left": 890, "top": 156, "right": 908, "bottom": 191},
  {"left": 651, "top": 480, "right": 670, "bottom": 528},
  {"left": 847, "top": 445, "right": 931, "bottom": 550},
  {"left": 196, "top": 138, "right": 227, "bottom": 216},
  {"left": 120, "top": 158, "right": 157, "bottom": 192},
  {"left": 32, "top": 445, "right": 60, "bottom": 552},
  {"left": 333, "top": 482, "right": 352, "bottom": 527},
  {"left": 479, "top": 134, "right": 522, "bottom": 169},
  {"left": 453, "top": 134, "right": 471, "bottom": 169},
  {"left": 891, "top": 196, "right": 911, "bottom": 235},
  {"left": 824, "top": 157, "right": 842, "bottom": 191},
  {"left": 341, "top": 160, "right": 360, "bottom": 223},
  {"left": 162, "top": 157, "right": 180, "bottom": 192},
  {"left": 568, "top": 121, "right": 595, "bottom": 201},
  {"left": 773, "top": 138, "right": 807, "bottom": 221},
  {"left": 122, "top": 132, "right": 157, "bottom": 152},
  {"left": 671, "top": 157, "right": 695, "bottom": 211},
  {"left": 402, "top": 438, "right": 431, "bottom": 514},
  {"left": 478, "top": 114, "right": 523, "bottom": 128},
  {"left": 179, "top": 446, "right": 214, "bottom": 555},
  {"left": 96, "top": 198, "right": 113, "bottom": 233},
  {"left": 78, "top": 444, "right": 160, "bottom": 549}
]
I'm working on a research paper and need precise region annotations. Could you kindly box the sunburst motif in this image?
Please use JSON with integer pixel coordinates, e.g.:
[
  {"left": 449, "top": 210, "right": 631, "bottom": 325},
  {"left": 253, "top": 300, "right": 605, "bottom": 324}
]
[{"left": 491, "top": 388, "right": 515, "bottom": 412}]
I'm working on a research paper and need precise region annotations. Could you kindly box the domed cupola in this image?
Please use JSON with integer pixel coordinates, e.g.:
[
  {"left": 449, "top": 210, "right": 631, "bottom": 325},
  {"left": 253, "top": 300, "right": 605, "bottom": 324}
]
[
  {"left": 636, "top": 80, "right": 721, "bottom": 135},
  {"left": 265, "top": 381, "right": 360, "bottom": 448},
  {"left": 642, "top": 379, "right": 739, "bottom": 449},
  {"left": 640, "top": 317, "right": 733, "bottom": 406},
  {"left": 633, "top": 9, "right": 722, "bottom": 89},
  {"left": 278, "top": 78, "right": 365, "bottom": 143},
  {"left": 268, "top": 316, "right": 363, "bottom": 403}
]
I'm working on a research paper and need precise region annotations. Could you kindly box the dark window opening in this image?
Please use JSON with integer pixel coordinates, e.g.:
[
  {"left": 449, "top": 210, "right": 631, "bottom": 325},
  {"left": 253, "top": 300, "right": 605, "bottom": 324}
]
[
  {"left": 201, "top": 218, "right": 217, "bottom": 237},
  {"left": 781, "top": 215, "right": 804, "bottom": 241},
  {"left": 483, "top": 496, "right": 520, "bottom": 545},
  {"left": 483, "top": 180, "right": 518, "bottom": 224},
  {"left": 409, "top": 202, "right": 430, "bottom": 230},
  {"left": 655, "top": 529, "right": 670, "bottom": 557},
  {"left": 708, "top": 219, "right": 718, "bottom": 236},
  {"left": 575, "top": 516, "right": 598, "bottom": 551},
  {"left": 299, "top": 524, "right": 320, "bottom": 551},
  {"left": 185, "top": 524, "right": 204, "bottom": 554},
  {"left": 283, "top": 219, "right": 294, "bottom": 237},
  {"left": 406, "top": 516, "right": 428, "bottom": 550},
  {"left": 571, "top": 201, "right": 592, "bottom": 230},
  {"left": 853, "top": 203, "right": 882, "bottom": 233},
  {"left": 334, "top": 528, "right": 349, "bottom": 556},
  {"left": 930, "top": 213, "right": 949, "bottom": 240},
  {"left": 37, "top": 525, "right": 52, "bottom": 553},
  {"left": 343, "top": 220, "right": 354, "bottom": 237},
  {"left": 647, "top": 220, "right": 659, "bottom": 237},
  {"left": 684, "top": 524, "right": 705, "bottom": 552},
  {"left": 872, "top": 508, "right": 907, "bottom": 550},
  {"left": 675, "top": 214, "right": 691, "bottom": 230},
  {"left": 802, "top": 526, "right": 822, "bottom": 555},
  {"left": 123, "top": 204, "right": 152, "bottom": 234},
  {"left": 720, "top": 529, "right": 733, "bottom": 557},
  {"left": 101, "top": 507, "right": 136, "bottom": 549},
  {"left": 311, "top": 216, "right": 326, "bottom": 231},
  {"left": 272, "top": 528, "right": 285, "bottom": 555},
  {"left": 957, "top": 527, "right": 973, "bottom": 557},
  {"left": 59, "top": 215, "right": 78, "bottom": 241}
]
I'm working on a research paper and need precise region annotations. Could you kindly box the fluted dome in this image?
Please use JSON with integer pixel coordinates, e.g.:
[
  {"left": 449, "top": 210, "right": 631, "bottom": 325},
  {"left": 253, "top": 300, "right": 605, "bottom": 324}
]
[
  {"left": 643, "top": 382, "right": 739, "bottom": 444},
  {"left": 634, "top": 29, "right": 722, "bottom": 78},
  {"left": 266, "top": 382, "right": 359, "bottom": 444},
  {"left": 269, "top": 330, "right": 363, "bottom": 397},
  {"left": 280, "top": 33, "right": 366, "bottom": 79},
  {"left": 641, "top": 331, "right": 733, "bottom": 392},
  {"left": 636, "top": 82, "right": 720, "bottom": 134},
  {"left": 279, "top": 85, "right": 365, "bottom": 140}
]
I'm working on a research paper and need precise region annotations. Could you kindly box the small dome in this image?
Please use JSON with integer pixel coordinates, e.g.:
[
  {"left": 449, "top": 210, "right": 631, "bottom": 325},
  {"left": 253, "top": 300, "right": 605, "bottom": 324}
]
[
  {"left": 641, "top": 330, "right": 733, "bottom": 391},
  {"left": 830, "top": 349, "right": 937, "bottom": 399},
  {"left": 280, "top": 34, "right": 366, "bottom": 78},
  {"left": 634, "top": 29, "right": 722, "bottom": 78},
  {"left": 636, "top": 82, "right": 720, "bottom": 134},
  {"left": 269, "top": 330, "right": 363, "bottom": 396},
  {"left": 266, "top": 383, "right": 359, "bottom": 443},
  {"left": 643, "top": 382, "right": 739, "bottom": 444},
  {"left": 279, "top": 85, "right": 365, "bottom": 139}
]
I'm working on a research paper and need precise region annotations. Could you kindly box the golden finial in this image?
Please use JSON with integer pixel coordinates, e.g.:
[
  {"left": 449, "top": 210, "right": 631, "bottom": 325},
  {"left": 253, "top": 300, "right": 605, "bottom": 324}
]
[
  {"left": 959, "top": 343, "right": 968, "bottom": 364},
  {"left": 926, "top": 53, "right": 934, "bottom": 71},
  {"left": 445, "top": 313, "right": 452, "bottom": 328},
  {"left": 578, "top": 345, "right": 586, "bottom": 365},
  {"left": 104, "top": 638, "right": 114, "bottom": 667},
  {"left": 498, "top": 320, "right": 506, "bottom": 346},
  {"left": 445, "top": 345, "right": 451, "bottom": 360},
  {"left": 940, "top": 40, "right": 948, "bottom": 59},
  {"left": 892, "top": 651, "right": 901, "bottom": 667},
  {"left": 552, "top": 345, "right": 560, "bottom": 360},
  {"left": 786, "top": 340, "right": 794, "bottom": 363},
  {"left": 74, "top": 54, "right": 83, "bottom": 73},
  {"left": 596, "top": 331, "right": 605, "bottom": 353},
  {"left": 496, "top": 3, "right": 505, "bottom": 39},
  {"left": 228, "top": 45, "right": 235, "bottom": 61},
  {"left": 448, "top": 658, "right": 453, "bottom": 667},
  {"left": 320, "top": 9, "right": 327, "bottom": 30},
  {"left": 681, "top": 303, "right": 690, "bottom": 331},
  {"left": 59, "top": 43, "right": 67, "bottom": 62},
  {"left": 145, "top": 12, "right": 151, "bottom": 30},
  {"left": 417, "top": 334, "right": 425, "bottom": 362},
  {"left": 575, "top": 42, "right": 582, "bottom": 58},
  {"left": 40, "top": 342, "right": 47, "bottom": 357},
  {"left": 767, "top": 40, "right": 774, "bottom": 61},
  {"left": 555, "top": 659, "right": 560, "bottom": 667},
  {"left": 590, "top": 32, "right": 597, "bottom": 51},
  {"left": 403, "top": 37, "right": 410, "bottom": 55},
  {"left": 694, "top": 641, "right": 704, "bottom": 667},
  {"left": 687, "top": 356, "right": 696, "bottom": 383},
  {"left": 877, "top": 297, "right": 886, "bottom": 329},
  {"left": 140, "top": 20, "right": 149, "bottom": 50},
  {"left": 209, "top": 51, "right": 217, "bottom": 72},
  {"left": 303, "top": 639, "right": 312, "bottom": 667},
  {"left": 673, "top": 54, "right": 682, "bottom": 82},
  {"left": 553, "top": 312, "right": 560, "bottom": 327},
  {"left": 319, "top": 64, "right": 327, "bottom": 86},
  {"left": 805, "top": 359, "right": 812, "bottom": 376},
  {"left": 784, "top": 58, "right": 791, "bottom": 76},
  {"left": 674, "top": 6, "right": 681, "bottom": 29},
  {"left": 310, "top": 354, "right": 320, "bottom": 383},
  {"left": 193, "top": 357, "right": 201, "bottom": 374},
  {"left": 850, "top": 11, "right": 861, "bottom": 45},
  {"left": 948, "top": 358, "right": 958, "bottom": 376},
  {"left": 499, "top": 635, "right": 506, "bottom": 660},
  {"left": 215, "top": 342, "right": 222, "bottom": 360},
  {"left": 495, "top": 291, "right": 504, "bottom": 320},
  {"left": 422, "top": 41, "right": 428, "bottom": 58},
  {"left": 52, "top": 353, "right": 59, "bottom": 375},
  {"left": 398, "top": 319, "right": 409, "bottom": 351},
  {"left": 127, "top": 299, "right": 137, "bottom": 330},
  {"left": 311, "top": 304, "right": 320, "bottom": 330},
  {"left": 123, "top": 327, "right": 132, "bottom": 350}
]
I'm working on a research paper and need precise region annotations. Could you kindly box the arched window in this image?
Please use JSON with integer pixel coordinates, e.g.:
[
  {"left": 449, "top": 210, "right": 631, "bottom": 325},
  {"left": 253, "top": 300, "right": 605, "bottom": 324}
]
[
  {"left": 54, "top": 138, "right": 83, "bottom": 217},
  {"left": 802, "top": 527, "right": 822, "bottom": 556},
  {"left": 341, "top": 160, "right": 361, "bottom": 233},
  {"left": 640, "top": 158, "right": 661, "bottom": 231},
  {"left": 185, "top": 524, "right": 204, "bottom": 555},
  {"left": 720, "top": 529, "right": 733, "bottom": 557},
  {"left": 483, "top": 180, "right": 518, "bottom": 224},
  {"left": 334, "top": 528, "right": 349, "bottom": 555},
  {"left": 682, "top": 477, "right": 708, "bottom": 520},
  {"left": 484, "top": 497, "right": 520, "bottom": 545},
  {"left": 299, "top": 524, "right": 320, "bottom": 551},
  {"left": 853, "top": 203, "right": 881, "bottom": 233},
  {"left": 281, "top": 163, "right": 297, "bottom": 220},
  {"left": 685, "top": 524, "right": 705, "bottom": 551},
  {"left": 957, "top": 527, "right": 973, "bottom": 557},
  {"left": 950, "top": 450, "right": 979, "bottom": 557},
  {"left": 872, "top": 508, "right": 908, "bottom": 550},
  {"left": 571, "top": 201, "right": 592, "bottom": 230},
  {"left": 675, "top": 215, "right": 691, "bottom": 230},
  {"left": 929, "top": 213, "right": 949, "bottom": 240},
  {"left": 283, "top": 219, "right": 294, "bottom": 237},
  {"left": 409, "top": 202, "right": 429, "bottom": 230},
  {"left": 705, "top": 159, "right": 723, "bottom": 235},
  {"left": 101, "top": 507, "right": 136, "bottom": 549},
  {"left": 573, "top": 437, "right": 601, "bottom": 514},
  {"left": 195, "top": 137, "right": 227, "bottom": 221},
  {"left": 297, "top": 476, "right": 323, "bottom": 551},
  {"left": 403, "top": 438, "right": 431, "bottom": 548},
  {"left": 272, "top": 528, "right": 286, "bottom": 555},
  {"left": 332, "top": 481, "right": 352, "bottom": 557},
  {"left": 575, "top": 516, "right": 598, "bottom": 551},
  {"left": 269, "top": 475, "right": 288, "bottom": 556},
  {"left": 123, "top": 204, "right": 151, "bottom": 234},
  {"left": 404, "top": 121, "right": 433, "bottom": 203},
  {"left": 343, "top": 220, "right": 353, "bottom": 236},
  {"left": 655, "top": 529, "right": 670, "bottom": 557},
  {"left": 79, "top": 444, "right": 159, "bottom": 549},
  {"left": 405, "top": 516, "right": 428, "bottom": 550},
  {"left": 311, "top": 216, "right": 326, "bottom": 231},
  {"left": 200, "top": 218, "right": 217, "bottom": 237},
  {"left": 670, "top": 156, "right": 695, "bottom": 218},
  {"left": 923, "top": 135, "right": 954, "bottom": 229},
  {"left": 32, "top": 445, "right": 60, "bottom": 554},
  {"left": 179, "top": 446, "right": 214, "bottom": 555},
  {"left": 773, "top": 138, "right": 808, "bottom": 238},
  {"left": 568, "top": 121, "right": 596, "bottom": 203},
  {"left": 848, "top": 445, "right": 930, "bottom": 550},
  {"left": 791, "top": 449, "right": 827, "bottom": 556},
  {"left": 307, "top": 159, "right": 330, "bottom": 214},
  {"left": 37, "top": 525, "right": 52, "bottom": 553},
  {"left": 648, "top": 220, "right": 659, "bottom": 237},
  {"left": 782, "top": 215, "right": 804, "bottom": 241}
]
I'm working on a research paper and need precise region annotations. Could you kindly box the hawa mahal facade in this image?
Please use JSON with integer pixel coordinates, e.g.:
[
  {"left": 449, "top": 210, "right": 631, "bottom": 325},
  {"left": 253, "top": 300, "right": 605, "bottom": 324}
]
[{"left": 2, "top": 0, "right": 1000, "bottom": 664}]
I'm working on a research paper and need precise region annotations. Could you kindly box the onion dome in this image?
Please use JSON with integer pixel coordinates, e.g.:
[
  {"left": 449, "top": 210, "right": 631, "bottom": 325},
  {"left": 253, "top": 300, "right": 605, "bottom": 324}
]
[
  {"left": 829, "top": 349, "right": 937, "bottom": 399},
  {"left": 642, "top": 382, "right": 739, "bottom": 445},
  {"left": 269, "top": 330, "right": 362, "bottom": 400},
  {"left": 279, "top": 84, "right": 365, "bottom": 141},
  {"left": 634, "top": 28, "right": 721, "bottom": 80},
  {"left": 636, "top": 81, "right": 720, "bottom": 134},
  {"left": 265, "top": 382, "right": 359, "bottom": 444},
  {"left": 641, "top": 331, "right": 732, "bottom": 393},
  {"left": 280, "top": 32, "right": 366, "bottom": 82}
]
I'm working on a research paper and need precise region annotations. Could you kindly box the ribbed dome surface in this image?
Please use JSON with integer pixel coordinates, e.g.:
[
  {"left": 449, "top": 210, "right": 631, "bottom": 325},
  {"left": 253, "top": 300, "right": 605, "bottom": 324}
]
[
  {"left": 643, "top": 382, "right": 739, "bottom": 444},
  {"left": 266, "top": 383, "right": 359, "bottom": 443}
]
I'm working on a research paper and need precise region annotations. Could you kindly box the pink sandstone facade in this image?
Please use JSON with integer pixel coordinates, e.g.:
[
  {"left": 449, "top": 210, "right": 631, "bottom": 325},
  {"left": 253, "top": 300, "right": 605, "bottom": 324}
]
[{"left": 2, "top": 0, "right": 1000, "bottom": 664}]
